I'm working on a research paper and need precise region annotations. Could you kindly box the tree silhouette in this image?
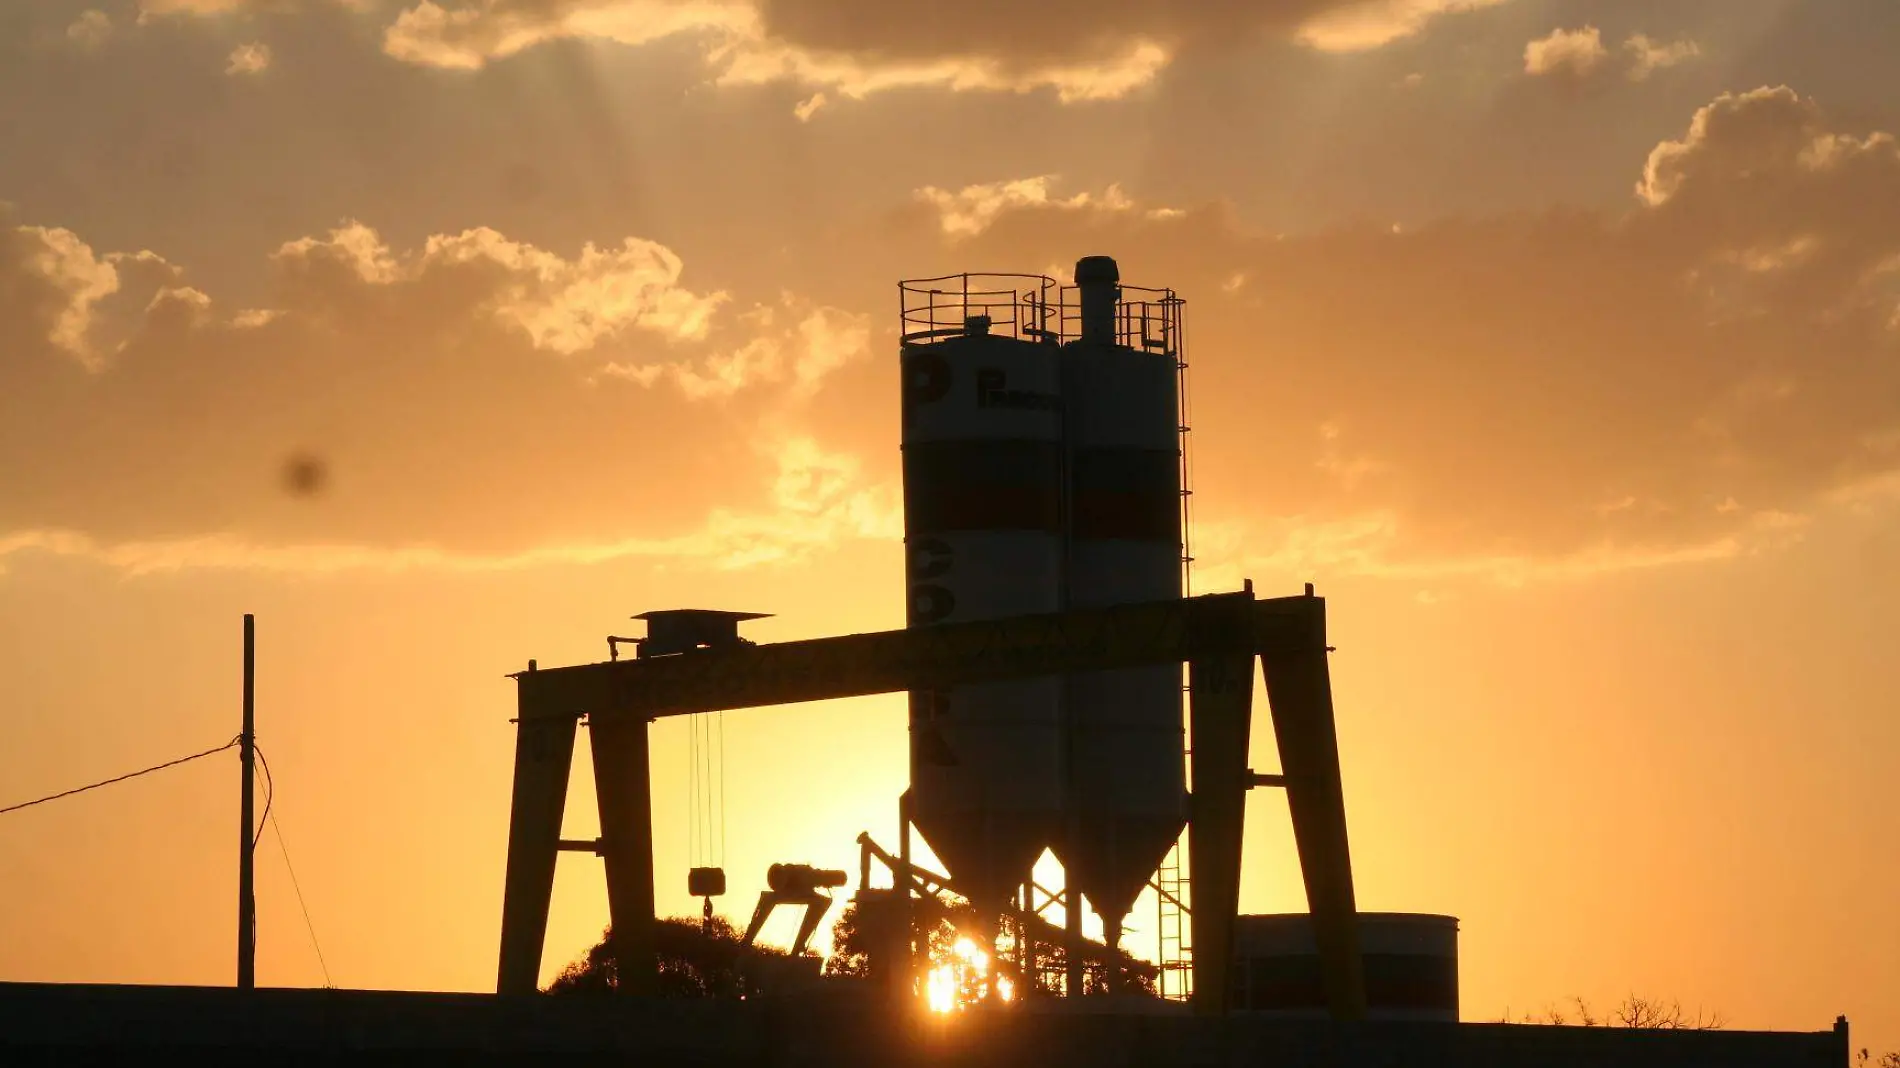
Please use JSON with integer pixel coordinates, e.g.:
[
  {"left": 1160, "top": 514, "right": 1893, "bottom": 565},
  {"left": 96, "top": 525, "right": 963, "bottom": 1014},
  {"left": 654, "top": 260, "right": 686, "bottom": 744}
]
[
  {"left": 823, "top": 895, "right": 1159, "bottom": 998},
  {"left": 547, "top": 901, "right": 1156, "bottom": 1003},
  {"left": 1503, "top": 1000, "right": 1899, "bottom": 1067},
  {"left": 821, "top": 893, "right": 977, "bottom": 983},
  {"left": 1499, "top": 994, "right": 1725, "bottom": 1029},
  {"left": 545, "top": 915, "right": 796, "bottom": 998}
]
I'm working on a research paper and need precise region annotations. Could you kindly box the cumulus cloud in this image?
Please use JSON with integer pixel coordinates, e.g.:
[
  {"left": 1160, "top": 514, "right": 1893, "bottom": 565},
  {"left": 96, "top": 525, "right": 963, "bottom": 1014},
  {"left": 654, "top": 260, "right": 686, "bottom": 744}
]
[
  {"left": 376, "top": 0, "right": 1508, "bottom": 102},
  {"left": 603, "top": 295, "right": 871, "bottom": 399},
  {"left": 742, "top": 0, "right": 1506, "bottom": 63},
  {"left": 136, "top": 0, "right": 366, "bottom": 14},
  {"left": 1636, "top": 87, "right": 1900, "bottom": 322},
  {"left": 0, "top": 219, "right": 189, "bottom": 368},
  {"left": 270, "top": 222, "right": 726, "bottom": 350},
  {"left": 708, "top": 33, "right": 1170, "bottom": 104},
  {"left": 66, "top": 10, "right": 113, "bottom": 50},
  {"left": 911, "top": 88, "right": 1900, "bottom": 582},
  {"left": 1526, "top": 25, "right": 1700, "bottom": 85},
  {"left": 1523, "top": 25, "right": 1608, "bottom": 81},
  {"left": 137, "top": 0, "right": 249, "bottom": 13},
  {"left": 914, "top": 176, "right": 1179, "bottom": 238},
  {"left": 1636, "top": 86, "right": 1900, "bottom": 228},
  {"left": 1295, "top": 0, "right": 1508, "bottom": 52},
  {"left": 0, "top": 224, "right": 122, "bottom": 362},
  {"left": 1625, "top": 33, "right": 1701, "bottom": 80},
  {"left": 791, "top": 92, "right": 825, "bottom": 121},
  {"left": 12, "top": 84, "right": 1898, "bottom": 590},
  {"left": 381, "top": 0, "right": 752, "bottom": 70},
  {"left": 0, "top": 216, "right": 873, "bottom": 563},
  {"left": 143, "top": 285, "right": 218, "bottom": 334},
  {"left": 226, "top": 41, "right": 272, "bottom": 74},
  {"left": 703, "top": 434, "right": 900, "bottom": 567}
]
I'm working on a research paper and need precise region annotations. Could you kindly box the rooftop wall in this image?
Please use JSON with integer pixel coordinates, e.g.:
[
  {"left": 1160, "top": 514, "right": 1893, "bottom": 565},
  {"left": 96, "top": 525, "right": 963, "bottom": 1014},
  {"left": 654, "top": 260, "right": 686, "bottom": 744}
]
[{"left": 0, "top": 982, "right": 1850, "bottom": 1068}]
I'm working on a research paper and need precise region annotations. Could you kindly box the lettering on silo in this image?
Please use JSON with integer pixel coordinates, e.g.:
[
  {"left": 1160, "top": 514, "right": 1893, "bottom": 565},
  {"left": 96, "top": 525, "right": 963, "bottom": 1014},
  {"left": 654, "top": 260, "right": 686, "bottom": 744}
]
[
  {"left": 904, "top": 351, "right": 952, "bottom": 422},
  {"left": 975, "top": 367, "right": 1060, "bottom": 411}
]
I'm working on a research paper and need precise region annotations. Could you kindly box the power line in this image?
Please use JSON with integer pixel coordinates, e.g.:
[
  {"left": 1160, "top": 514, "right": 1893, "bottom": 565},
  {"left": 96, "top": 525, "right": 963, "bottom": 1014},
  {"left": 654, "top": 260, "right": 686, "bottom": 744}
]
[
  {"left": 246, "top": 750, "right": 276, "bottom": 963},
  {"left": 269, "top": 812, "right": 331, "bottom": 988},
  {"left": 255, "top": 746, "right": 332, "bottom": 989},
  {"left": 252, "top": 741, "right": 274, "bottom": 850},
  {"left": 0, "top": 737, "right": 240, "bottom": 817},
  {"left": 0, "top": 726, "right": 332, "bottom": 990}
]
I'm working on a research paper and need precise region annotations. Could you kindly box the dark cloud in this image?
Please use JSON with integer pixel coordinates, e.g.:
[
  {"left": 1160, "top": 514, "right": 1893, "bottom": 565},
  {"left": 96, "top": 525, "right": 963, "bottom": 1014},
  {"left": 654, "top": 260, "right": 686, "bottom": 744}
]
[
  {"left": 746, "top": 0, "right": 1290, "bottom": 65},
  {"left": 371, "top": 0, "right": 1503, "bottom": 80}
]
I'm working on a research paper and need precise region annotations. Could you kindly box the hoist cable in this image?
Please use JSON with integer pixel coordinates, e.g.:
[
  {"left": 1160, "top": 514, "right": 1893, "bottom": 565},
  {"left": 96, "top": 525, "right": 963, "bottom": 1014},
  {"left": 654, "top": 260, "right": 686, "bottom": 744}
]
[
  {"left": 716, "top": 710, "right": 727, "bottom": 867},
  {"left": 687, "top": 714, "right": 700, "bottom": 866}
]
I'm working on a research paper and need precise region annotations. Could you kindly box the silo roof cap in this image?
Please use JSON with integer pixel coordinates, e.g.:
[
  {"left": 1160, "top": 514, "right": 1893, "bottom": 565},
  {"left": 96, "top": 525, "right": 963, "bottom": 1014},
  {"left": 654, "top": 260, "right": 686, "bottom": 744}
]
[{"left": 1074, "top": 256, "right": 1120, "bottom": 286}]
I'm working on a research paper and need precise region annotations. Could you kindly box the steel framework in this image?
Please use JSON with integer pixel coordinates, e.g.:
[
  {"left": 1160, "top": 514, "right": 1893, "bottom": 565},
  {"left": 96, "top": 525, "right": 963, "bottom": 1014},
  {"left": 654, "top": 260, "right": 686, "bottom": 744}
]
[{"left": 495, "top": 586, "right": 1367, "bottom": 1020}]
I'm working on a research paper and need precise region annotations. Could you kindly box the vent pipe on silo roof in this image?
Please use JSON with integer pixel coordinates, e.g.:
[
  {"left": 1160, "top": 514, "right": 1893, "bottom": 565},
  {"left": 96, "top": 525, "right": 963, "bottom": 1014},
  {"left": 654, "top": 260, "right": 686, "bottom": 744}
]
[{"left": 1075, "top": 255, "right": 1119, "bottom": 344}]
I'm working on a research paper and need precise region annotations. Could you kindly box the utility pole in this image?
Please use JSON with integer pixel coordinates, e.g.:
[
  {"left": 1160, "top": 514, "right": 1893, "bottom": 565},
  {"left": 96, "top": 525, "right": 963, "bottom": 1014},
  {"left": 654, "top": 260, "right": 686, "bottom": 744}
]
[{"left": 238, "top": 613, "right": 256, "bottom": 990}]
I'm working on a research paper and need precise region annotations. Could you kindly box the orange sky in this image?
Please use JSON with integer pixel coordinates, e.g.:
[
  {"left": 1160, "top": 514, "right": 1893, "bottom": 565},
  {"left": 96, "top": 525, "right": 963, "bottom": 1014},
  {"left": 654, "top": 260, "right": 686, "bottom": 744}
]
[{"left": 2, "top": 0, "right": 1896, "bottom": 1053}]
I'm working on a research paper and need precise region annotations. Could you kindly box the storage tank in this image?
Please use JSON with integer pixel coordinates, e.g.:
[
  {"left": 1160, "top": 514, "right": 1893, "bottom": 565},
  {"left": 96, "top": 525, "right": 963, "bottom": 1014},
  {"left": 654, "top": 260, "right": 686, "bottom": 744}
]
[
  {"left": 899, "top": 278, "right": 1066, "bottom": 918},
  {"left": 1232, "top": 913, "right": 1460, "bottom": 1022},
  {"left": 1055, "top": 256, "right": 1188, "bottom": 965}
]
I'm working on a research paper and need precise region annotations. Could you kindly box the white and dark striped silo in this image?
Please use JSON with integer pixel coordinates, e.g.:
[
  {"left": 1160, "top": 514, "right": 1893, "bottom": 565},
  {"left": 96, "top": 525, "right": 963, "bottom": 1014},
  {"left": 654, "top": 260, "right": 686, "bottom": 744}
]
[
  {"left": 1056, "top": 256, "right": 1189, "bottom": 968},
  {"left": 900, "top": 285, "right": 1068, "bottom": 919}
]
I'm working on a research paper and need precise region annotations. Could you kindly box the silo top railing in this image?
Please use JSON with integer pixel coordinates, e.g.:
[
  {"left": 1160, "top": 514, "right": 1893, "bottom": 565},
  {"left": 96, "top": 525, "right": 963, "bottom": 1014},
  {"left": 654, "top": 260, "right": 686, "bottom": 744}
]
[
  {"left": 1057, "top": 282, "right": 1184, "bottom": 355},
  {"left": 900, "top": 273, "right": 1061, "bottom": 344},
  {"left": 898, "top": 273, "right": 1186, "bottom": 354}
]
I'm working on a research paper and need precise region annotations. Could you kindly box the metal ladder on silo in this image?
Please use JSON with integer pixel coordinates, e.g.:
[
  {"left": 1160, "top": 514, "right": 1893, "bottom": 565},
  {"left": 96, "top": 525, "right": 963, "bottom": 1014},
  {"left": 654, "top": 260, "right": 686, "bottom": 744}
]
[
  {"left": 1155, "top": 842, "right": 1192, "bottom": 1000},
  {"left": 1160, "top": 294, "right": 1195, "bottom": 1002}
]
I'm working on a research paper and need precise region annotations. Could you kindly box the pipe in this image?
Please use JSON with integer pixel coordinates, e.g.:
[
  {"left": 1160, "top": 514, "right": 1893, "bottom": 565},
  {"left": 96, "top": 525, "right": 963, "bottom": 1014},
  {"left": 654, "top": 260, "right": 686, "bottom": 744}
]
[
  {"left": 1075, "top": 256, "right": 1119, "bottom": 345},
  {"left": 1102, "top": 912, "right": 1124, "bottom": 996}
]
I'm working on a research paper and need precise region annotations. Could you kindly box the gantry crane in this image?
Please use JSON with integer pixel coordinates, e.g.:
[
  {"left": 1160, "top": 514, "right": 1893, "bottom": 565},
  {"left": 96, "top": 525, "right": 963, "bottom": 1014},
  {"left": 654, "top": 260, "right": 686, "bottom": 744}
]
[{"left": 495, "top": 585, "right": 1367, "bottom": 1020}]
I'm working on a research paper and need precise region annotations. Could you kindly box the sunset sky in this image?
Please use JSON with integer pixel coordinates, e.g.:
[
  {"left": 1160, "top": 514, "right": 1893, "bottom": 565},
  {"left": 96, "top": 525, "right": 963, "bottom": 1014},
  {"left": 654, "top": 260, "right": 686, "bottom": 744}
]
[{"left": 2, "top": 0, "right": 1896, "bottom": 1050}]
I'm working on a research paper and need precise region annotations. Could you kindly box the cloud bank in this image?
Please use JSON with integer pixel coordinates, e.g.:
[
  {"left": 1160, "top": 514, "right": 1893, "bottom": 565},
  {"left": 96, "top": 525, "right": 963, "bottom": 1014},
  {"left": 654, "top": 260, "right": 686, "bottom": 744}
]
[
  {"left": 7, "top": 86, "right": 1899, "bottom": 589},
  {"left": 361, "top": 0, "right": 1515, "bottom": 101},
  {"left": 910, "top": 88, "right": 1900, "bottom": 580},
  {"left": 0, "top": 212, "right": 879, "bottom": 572}
]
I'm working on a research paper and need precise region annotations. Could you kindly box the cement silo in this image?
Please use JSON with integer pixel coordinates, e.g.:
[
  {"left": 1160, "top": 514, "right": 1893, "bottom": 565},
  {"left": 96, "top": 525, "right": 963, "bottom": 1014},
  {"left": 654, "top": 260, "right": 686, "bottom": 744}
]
[
  {"left": 899, "top": 275, "right": 1067, "bottom": 918},
  {"left": 1055, "top": 256, "right": 1189, "bottom": 967}
]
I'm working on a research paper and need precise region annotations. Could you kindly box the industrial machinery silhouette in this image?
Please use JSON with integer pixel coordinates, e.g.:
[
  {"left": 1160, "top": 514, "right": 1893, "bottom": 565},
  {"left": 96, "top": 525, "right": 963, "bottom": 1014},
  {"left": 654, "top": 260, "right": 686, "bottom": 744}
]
[
  {"left": 494, "top": 258, "right": 1368, "bottom": 1019},
  {"left": 738, "top": 864, "right": 850, "bottom": 959}
]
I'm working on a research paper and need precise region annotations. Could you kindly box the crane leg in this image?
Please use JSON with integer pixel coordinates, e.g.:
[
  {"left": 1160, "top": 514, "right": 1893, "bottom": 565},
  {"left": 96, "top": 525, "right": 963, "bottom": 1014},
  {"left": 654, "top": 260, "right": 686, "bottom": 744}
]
[
  {"left": 792, "top": 897, "right": 829, "bottom": 957},
  {"left": 591, "top": 714, "right": 657, "bottom": 996},
  {"left": 742, "top": 893, "right": 778, "bottom": 947},
  {"left": 496, "top": 709, "right": 577, "bottom": 995},
  {"left": 1263, "top": 597, "right": 1366, "bottom": 1022},
  {"left": 1187, "top": 653, "right": 1253, "bottom": 1016}
]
